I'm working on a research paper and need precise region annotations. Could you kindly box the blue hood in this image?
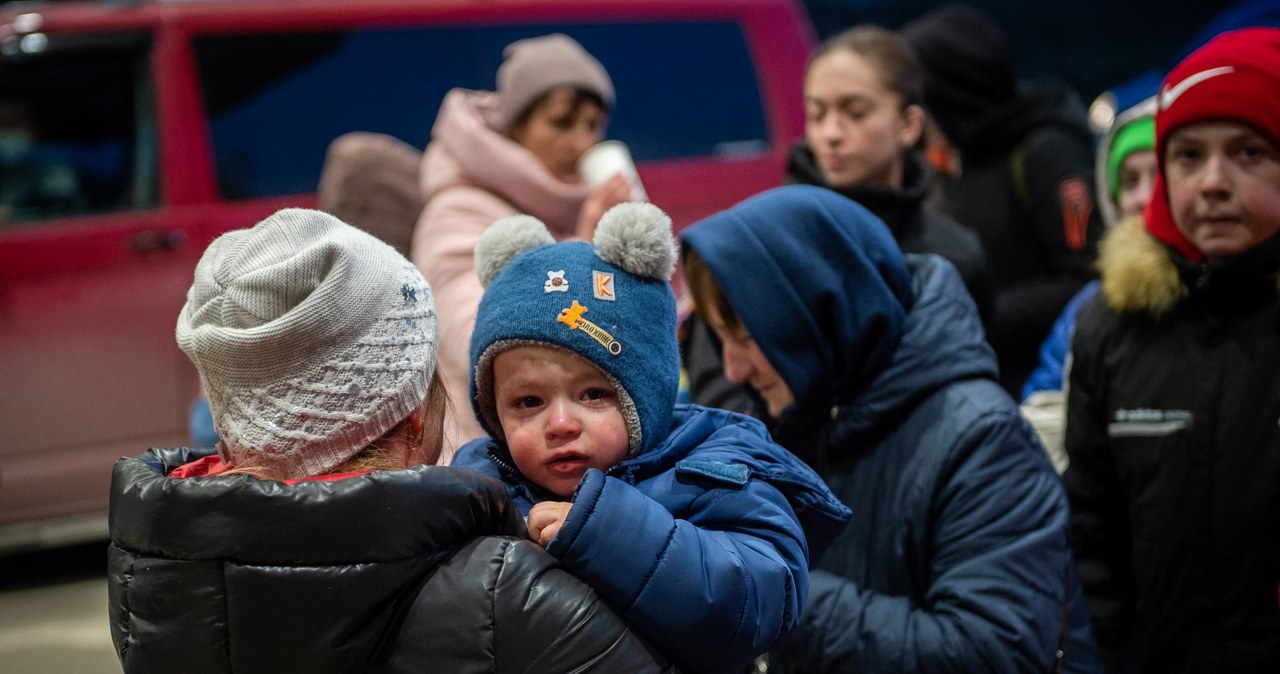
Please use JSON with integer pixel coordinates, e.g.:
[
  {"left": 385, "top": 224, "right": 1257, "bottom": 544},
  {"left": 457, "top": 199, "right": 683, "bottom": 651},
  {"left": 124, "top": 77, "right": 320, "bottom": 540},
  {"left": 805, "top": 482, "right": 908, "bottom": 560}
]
[
  {"left": 680, "top": 185, "right": 914, "bottom": 410},
  {"left": 834, "top": 254, "right": 998, "bottom": 439}
]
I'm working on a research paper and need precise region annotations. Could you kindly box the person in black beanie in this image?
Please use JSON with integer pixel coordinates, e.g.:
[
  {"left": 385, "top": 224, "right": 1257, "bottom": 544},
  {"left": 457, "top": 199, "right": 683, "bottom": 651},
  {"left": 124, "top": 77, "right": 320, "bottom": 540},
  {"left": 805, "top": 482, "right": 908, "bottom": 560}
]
[{"left": 901, "top": 4, "right": 1105, "bottom": 396}]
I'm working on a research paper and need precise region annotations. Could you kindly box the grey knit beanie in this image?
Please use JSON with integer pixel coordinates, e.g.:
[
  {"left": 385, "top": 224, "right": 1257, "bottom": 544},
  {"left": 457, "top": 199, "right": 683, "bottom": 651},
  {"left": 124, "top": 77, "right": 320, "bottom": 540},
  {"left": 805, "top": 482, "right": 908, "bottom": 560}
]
[
  {"left": 496, "top": 33, "right": 614, "bottom": 131},
  {"left": 176, "top": 208, "right": 437, "bottom": 478}
]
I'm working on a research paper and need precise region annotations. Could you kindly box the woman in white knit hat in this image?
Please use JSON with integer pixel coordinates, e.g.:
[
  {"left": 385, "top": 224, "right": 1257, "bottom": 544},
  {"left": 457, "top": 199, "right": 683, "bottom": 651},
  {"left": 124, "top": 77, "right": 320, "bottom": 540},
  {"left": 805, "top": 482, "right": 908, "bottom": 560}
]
[
  {"left": 412, "top": 34, "right": 640, "bottom": 456},
  {"left": 106, "top": 208, "right": 671, "bottom": 673}
]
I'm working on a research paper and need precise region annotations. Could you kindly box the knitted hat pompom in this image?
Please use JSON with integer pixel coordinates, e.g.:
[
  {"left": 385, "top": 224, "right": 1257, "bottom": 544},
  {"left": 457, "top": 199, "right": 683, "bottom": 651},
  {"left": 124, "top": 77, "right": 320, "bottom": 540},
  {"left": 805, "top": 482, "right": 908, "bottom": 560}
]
[
  {"left": 594, "top": 202, "right": 677, "bottom": 282},
  {"left": 476, "top": 214, "right": 555, "bottom": 289}
]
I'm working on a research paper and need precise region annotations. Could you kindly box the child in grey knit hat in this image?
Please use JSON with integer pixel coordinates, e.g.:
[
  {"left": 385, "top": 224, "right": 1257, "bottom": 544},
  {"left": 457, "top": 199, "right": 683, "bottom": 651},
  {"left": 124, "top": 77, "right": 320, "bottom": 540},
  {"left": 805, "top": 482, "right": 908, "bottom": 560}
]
[{"left": 451, "top": 202, "right": 851, "bottom": 674}]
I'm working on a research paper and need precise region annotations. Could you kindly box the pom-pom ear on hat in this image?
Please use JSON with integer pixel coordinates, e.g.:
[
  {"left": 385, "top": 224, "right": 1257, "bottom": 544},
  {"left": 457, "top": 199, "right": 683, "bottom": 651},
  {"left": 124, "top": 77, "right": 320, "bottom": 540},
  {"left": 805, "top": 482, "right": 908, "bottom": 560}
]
[
  {"left": 594, "top": 202, "right": 677, "bottom": 282},
  {"left": 476, "top": 214, "right": 556, "bottom": 289}
]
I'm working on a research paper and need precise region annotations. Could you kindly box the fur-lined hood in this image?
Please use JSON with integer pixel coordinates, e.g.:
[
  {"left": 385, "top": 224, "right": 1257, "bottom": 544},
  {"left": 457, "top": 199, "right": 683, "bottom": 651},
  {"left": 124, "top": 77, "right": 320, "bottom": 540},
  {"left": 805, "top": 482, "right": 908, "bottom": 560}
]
[
  {"left": 1097, "top": 216, "right": 1187, "bottom": 317},
  {"left": 1099, "top": 216, "right": 1280, "bottom": 317}
]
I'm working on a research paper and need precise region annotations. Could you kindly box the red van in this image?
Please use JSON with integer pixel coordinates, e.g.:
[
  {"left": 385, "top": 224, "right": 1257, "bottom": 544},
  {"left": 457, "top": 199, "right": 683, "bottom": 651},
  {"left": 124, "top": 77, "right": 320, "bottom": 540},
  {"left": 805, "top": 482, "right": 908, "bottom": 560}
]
[{"left": 0, "top": 0, "right": 815, "bottom": 550}]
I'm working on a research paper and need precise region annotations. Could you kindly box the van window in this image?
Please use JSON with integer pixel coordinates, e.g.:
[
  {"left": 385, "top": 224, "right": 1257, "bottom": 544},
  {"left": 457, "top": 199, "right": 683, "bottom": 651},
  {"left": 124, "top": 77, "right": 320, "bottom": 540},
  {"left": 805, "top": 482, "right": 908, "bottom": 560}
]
[
  {"left": 194, "top": 21, "right": 768, "bottom": 201},
  {"left": 0, "top": 31, "right": 154, "bottom": 225}
]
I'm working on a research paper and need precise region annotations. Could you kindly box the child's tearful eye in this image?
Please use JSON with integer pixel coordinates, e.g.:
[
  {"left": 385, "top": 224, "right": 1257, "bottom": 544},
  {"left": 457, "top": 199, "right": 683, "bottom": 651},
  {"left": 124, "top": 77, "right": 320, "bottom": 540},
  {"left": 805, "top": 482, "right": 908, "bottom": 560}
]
[
  {"left": 583, "top": 387, "right": 611, "bottom": 402},
  {"left": 515, "top": 395, "right": 542, "bottom": 409}
]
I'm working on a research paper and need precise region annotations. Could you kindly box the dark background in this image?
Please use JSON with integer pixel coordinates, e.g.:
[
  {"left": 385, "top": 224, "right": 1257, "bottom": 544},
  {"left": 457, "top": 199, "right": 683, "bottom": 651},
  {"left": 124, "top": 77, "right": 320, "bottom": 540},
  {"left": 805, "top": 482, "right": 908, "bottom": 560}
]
[{"left": 801, "top": 0, "right": 1250, "bottom": 106}]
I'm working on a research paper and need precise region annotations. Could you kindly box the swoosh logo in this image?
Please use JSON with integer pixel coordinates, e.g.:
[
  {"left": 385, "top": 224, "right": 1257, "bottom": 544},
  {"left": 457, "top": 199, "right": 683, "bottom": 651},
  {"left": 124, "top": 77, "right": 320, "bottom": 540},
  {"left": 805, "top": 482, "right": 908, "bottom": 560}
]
[{"left": 1159, "top": 66, "right": 1235, "bottom": 110}]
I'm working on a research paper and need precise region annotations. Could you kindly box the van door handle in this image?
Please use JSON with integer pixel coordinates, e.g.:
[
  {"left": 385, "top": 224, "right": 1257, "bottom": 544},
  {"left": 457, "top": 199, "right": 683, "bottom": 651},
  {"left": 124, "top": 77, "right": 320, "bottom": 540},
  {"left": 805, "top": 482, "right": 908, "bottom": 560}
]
[{"left": 129, "top": 229, "right": 186, "bottom": 253}]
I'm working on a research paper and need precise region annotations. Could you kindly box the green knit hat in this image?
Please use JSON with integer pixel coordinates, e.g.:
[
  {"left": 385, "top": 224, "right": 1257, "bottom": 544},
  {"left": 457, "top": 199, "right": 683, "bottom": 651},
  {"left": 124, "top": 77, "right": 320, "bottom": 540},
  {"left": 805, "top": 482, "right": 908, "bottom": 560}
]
[{"left": 1106, "top": 115, "right": 1155, "bottom": 201}]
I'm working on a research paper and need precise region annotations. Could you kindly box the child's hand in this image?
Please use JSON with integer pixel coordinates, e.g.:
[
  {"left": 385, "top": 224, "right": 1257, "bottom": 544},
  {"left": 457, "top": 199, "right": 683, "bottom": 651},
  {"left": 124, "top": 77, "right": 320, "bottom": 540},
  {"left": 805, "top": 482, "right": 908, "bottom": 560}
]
[{"left": 526, "top": 501, "right": 573, "bottom": 548}]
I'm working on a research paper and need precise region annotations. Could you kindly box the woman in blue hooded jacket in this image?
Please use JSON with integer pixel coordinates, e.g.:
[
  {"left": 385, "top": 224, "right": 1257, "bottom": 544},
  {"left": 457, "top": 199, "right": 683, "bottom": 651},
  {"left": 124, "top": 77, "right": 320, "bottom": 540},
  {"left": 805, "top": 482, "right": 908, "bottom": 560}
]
[{"left": 680, "top": 185, "right": 1102, "bottom": 673}]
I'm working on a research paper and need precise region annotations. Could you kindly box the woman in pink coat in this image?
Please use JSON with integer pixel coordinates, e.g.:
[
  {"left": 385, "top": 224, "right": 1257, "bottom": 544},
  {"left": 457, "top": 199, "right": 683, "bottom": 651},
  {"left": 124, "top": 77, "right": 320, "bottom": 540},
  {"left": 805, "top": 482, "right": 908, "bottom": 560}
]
[{"left": 411, "top": 34, "right": 635, "bottom": 457}]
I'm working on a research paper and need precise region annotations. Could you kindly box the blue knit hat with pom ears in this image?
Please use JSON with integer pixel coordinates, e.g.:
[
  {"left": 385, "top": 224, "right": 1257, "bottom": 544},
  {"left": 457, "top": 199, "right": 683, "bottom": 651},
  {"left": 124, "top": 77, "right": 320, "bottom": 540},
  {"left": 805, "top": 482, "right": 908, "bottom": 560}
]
[{"left": 470, "top": 202, "right": 679, "bottom": 456}]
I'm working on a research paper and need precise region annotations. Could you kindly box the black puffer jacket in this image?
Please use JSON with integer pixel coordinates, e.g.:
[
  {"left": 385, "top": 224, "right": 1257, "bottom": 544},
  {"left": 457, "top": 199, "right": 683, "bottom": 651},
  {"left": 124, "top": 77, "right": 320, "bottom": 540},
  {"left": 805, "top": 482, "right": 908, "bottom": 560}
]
[
  {"left": 1065, "top": 220, "right": 1280, "bottom": 673},
  {"left": 107, "top": 447, "right": 672, "bottom": 674},
  {"left": 936, "top": 78, "right": 1104, "bottom": 395}
]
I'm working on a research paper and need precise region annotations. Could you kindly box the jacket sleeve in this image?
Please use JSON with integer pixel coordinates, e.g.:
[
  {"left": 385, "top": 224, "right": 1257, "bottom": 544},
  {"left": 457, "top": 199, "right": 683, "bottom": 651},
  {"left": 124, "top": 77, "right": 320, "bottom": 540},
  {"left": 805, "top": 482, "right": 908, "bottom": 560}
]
[
  {"left": 548, "top": 468, "right": 809, "bottom": 674},
  {"left": 1021, "top": 280, "right": 1100, "bottom": 400},
  {"left": 773, "top": 415, "right": 1087, "bottom": 673},
  {"left": 411, "top": 187, "right": 514, "bottom": 446},
  {"left": 492, "top": 537, "right": 677, "bottom": 673},
  {"left": 1062, "top": 300, "right": 1138, "bottom": 670},
  {"left": 996, "top": 128, "right": 1105, "bottom": 346}
]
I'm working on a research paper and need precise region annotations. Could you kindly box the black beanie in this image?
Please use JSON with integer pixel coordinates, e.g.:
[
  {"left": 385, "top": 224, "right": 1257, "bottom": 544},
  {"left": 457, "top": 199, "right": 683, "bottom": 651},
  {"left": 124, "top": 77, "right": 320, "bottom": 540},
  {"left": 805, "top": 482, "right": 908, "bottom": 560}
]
[{"left": 900, "top": 4, "right": 1017, "bottom": 145}]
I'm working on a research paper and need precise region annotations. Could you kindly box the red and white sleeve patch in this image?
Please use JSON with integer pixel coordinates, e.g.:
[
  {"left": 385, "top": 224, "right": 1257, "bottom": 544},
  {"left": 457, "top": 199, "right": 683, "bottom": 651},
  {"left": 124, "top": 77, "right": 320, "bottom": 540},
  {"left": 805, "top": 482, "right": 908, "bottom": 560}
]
[{"left": 1058, "top": 176, "right": 1093, "bottom": 251}]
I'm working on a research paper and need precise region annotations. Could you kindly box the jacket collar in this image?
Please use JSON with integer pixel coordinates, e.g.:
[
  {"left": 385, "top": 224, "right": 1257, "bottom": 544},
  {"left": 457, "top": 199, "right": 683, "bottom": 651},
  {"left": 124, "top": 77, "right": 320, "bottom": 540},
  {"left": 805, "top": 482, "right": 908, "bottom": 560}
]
[
  {"left": 785, "top": 143, "right": 933, "bottom": 239},
  {"left": 773, "top": 255, "right": 996, "bottom": 453},
  {"left": 1099, "top": 216, "right": 1280, "bottom": 317},
  {"left": 111, "top": 450, "right": 524, "bottom": 563}
]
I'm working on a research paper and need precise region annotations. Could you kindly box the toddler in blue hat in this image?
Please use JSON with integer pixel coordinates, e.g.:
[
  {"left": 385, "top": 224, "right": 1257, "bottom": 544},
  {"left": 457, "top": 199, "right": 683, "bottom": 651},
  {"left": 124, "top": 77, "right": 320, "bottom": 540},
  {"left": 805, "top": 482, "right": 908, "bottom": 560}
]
[{"left": 451, "top": 202, "right": 850, "bottom": 673}]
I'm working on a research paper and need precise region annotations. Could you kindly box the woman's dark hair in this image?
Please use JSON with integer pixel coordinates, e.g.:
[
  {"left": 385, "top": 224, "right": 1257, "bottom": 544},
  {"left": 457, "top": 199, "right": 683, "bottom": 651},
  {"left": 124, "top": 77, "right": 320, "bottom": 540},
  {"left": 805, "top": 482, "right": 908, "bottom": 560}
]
[
  {"left": 508, "top": 86, "right": 608, "bottom": 131},
  {"left": 810, "top": 25, "right": 924, "bottom": 109},
  {"left": 683, "top": 247, "right": 747, "bottom": 338}
]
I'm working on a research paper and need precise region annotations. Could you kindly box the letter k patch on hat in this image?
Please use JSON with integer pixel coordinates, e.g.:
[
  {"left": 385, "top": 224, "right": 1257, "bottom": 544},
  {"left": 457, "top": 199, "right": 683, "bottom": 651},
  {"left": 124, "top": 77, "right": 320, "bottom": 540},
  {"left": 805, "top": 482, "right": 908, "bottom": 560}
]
[{"left": 593, "top": 270, "right": 616, "bottom": 301}]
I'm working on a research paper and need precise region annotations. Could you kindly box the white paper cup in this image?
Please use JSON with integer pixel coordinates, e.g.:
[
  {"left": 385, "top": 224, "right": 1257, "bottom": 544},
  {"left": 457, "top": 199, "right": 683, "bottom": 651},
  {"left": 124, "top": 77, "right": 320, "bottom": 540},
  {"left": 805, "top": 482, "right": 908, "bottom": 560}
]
[{"left": 577, "top": 140, "right": 647, "bottom": 201}]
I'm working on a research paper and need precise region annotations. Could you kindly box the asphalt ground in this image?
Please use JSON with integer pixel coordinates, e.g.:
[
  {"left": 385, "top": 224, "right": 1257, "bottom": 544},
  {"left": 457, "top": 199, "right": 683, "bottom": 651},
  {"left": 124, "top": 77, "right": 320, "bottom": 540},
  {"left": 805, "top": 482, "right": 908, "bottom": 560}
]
[{"left": 0, "top": 540, "right": 119, "bottom": 674}]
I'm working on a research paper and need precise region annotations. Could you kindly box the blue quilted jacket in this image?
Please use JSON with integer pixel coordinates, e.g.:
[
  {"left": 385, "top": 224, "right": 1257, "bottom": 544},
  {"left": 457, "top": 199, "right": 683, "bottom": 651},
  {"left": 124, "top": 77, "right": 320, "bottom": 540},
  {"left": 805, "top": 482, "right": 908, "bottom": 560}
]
[{"left": 680, "top": 186, "right": 1103, "bottom": 673}]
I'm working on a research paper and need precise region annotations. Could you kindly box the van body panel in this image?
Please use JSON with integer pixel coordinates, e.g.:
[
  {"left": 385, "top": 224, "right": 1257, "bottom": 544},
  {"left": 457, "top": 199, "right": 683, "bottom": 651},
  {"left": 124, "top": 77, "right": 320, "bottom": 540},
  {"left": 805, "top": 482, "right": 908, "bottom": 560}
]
[{"left": 0, "top": 0, "right": 815, "bottom": 550}]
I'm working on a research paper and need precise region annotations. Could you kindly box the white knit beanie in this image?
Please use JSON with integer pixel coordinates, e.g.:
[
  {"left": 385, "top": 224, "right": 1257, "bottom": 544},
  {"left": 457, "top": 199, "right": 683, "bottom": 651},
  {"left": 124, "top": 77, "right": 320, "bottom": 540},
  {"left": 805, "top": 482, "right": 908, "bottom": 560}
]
[
  {"left": 496, "top": 33, "right": 614, "bottom": 131},
  {"left": 176, "top": 208, "right": 437, "bottom": 478}
]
